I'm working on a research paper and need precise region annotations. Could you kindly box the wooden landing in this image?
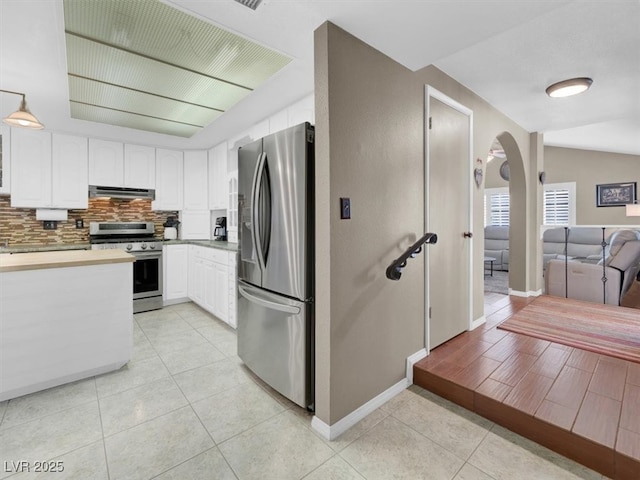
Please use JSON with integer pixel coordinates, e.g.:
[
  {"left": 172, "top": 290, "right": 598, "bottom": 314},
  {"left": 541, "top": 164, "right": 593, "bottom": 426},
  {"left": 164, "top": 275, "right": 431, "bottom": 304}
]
[{"left": 414, "top": 294, "right": 640, "bottom": 480}]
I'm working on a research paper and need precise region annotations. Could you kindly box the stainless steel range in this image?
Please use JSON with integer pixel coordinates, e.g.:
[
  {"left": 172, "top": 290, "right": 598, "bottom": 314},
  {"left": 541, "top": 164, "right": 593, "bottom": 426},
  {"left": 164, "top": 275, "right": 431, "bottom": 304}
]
[{"left": 90, "top": 222, "right": 163, "bottom": 313}]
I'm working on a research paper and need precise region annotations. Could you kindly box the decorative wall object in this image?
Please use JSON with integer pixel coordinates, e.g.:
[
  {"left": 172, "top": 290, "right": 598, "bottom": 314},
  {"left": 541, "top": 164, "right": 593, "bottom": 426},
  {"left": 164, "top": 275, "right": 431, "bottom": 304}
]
[
  {"left": 474, "top": 158, "right": 483, "bottom": 187},
  {"left": 596, "top": 182, "right": 637, "bottom": 207},
  {"left": 499, "top": 160, "right": 510, "bottom": 181}
]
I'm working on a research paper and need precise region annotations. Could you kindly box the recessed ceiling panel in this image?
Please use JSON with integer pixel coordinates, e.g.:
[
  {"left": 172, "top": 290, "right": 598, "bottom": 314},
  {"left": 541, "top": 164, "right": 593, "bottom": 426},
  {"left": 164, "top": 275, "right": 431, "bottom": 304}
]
[
  {"left": 63, "top": 0, "right": 291, "bottom": 137},
  {"left": 70, "top": 102, "right": 205, "bottom": 137},
  {"left": 65, "top": 34, "right": 251, "bottom": 111},
  {"left": 68, "top": 75, "right": 220, "bottom": 127}
]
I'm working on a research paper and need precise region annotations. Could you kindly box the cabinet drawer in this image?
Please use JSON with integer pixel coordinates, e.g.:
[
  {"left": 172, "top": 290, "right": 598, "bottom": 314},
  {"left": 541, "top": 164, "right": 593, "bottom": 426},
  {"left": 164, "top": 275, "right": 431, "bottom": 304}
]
[{"left": 193, "top": 246, "right": 228, "bottom": 265}]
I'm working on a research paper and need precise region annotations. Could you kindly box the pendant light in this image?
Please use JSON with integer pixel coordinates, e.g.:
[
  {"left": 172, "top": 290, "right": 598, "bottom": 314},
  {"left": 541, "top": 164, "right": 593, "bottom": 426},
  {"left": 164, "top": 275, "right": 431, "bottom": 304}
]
[{"left": 1, "top": 89, "right": 44, "bottom": 129}]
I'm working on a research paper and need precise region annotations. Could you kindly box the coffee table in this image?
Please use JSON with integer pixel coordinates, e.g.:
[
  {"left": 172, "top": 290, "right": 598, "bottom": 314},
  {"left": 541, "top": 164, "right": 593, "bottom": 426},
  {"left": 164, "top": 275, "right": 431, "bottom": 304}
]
[{"left": 484, "top": 256, "right": 496, "bottom": 276}]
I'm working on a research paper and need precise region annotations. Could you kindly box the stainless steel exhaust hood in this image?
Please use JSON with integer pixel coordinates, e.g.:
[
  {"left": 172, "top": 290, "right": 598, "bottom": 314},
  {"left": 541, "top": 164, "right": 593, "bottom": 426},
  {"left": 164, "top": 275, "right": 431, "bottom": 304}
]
[{"left": 89, "top": 185, "right": 155, "bottom": 200}]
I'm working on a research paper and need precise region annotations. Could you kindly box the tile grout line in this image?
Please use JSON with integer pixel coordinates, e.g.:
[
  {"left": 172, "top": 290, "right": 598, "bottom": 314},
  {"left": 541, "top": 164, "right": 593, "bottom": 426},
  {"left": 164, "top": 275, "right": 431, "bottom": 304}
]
[{"left": 94, "top": 376, "right": 113, "bottom": 480}]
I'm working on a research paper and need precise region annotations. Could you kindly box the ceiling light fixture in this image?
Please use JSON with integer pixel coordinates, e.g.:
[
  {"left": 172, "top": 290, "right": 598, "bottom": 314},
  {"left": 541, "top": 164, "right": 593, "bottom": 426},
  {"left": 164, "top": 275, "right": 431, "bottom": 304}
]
[
  {"left": 1, "top": 89, "right": 45, "bottom": 129},
  {"left": 545, "top": 77, "right": 593, "bottom": 98}
]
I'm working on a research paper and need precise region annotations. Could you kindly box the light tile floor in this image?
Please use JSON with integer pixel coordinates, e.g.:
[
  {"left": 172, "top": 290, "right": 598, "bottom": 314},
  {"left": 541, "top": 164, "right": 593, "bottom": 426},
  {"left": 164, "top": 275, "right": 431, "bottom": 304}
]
[{"left": 0, "top": 303, "right": 608, "bottom": 480}]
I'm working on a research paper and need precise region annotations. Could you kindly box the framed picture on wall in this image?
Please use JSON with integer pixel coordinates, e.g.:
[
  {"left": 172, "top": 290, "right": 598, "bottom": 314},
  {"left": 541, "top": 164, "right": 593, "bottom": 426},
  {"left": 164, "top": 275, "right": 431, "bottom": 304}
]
[{"left": 596, "top": 182, "right": 637, "bottom": 207}]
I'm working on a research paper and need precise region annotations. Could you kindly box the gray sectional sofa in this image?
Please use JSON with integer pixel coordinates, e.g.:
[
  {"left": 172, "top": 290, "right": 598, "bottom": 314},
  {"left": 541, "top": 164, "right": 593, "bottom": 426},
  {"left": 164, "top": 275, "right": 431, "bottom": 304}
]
[
  {"left": 543, "top": 227, "right": 640, "bottom": 305},
  {"left": 484, "top": 226, "right": 509, "bottom": 271}
]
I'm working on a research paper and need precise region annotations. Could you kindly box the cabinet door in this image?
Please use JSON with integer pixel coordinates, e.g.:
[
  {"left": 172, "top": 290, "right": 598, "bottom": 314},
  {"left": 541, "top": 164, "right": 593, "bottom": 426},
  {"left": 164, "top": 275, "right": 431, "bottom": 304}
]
[
  {"left": 164, "top": 245, "right": 189, "bottom": 301},
  {"left": 153, "top": 149, "right": 183, "bottom": 211},
  {"left": 180, "top": 210, "right": 211, "bottom": 240},
  {"left": 124, "top": 144, "right": 155, "bottom": 189},
  {"left": 287, "top": 95, "right": 315, "bottom": 127},
  {"left": 208, "top": 142, "right": 227, "bottom": 210},
  {"left": 0, "top": 125, "right": 11, "bottom": 195},
  {"left": 227, "top": 252, "right": 237, "bottom": 328},
  {"left": 203, "top": 259, "right": 217, "bottom": 315},
  {"left": 227, "top": 171, "right": 238, "bottom": 243},
  {"left": 183, "top": 150, "right": 208, "bottom": 210},
  {"left": 52, "top": 134, "right": 88, "bottom": 208},
  {"left": 88, "top": 139, "right": 124, "bottom": 187},
  {"left": 214, "top": 262, "right": 229, "bottom": 321},
  {"left": 10, "top": 129, "right": 52, "bottom": 208}
]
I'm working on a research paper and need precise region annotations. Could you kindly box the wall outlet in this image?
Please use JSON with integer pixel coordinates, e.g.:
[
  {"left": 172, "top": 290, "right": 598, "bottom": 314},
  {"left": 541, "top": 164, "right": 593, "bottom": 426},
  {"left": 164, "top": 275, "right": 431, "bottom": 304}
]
[
  {"left": 43, "top": 221, "right": 57, "bottom": 230},
  {"left": 75, "top": 218, "right": 84, "bottom": 229}
]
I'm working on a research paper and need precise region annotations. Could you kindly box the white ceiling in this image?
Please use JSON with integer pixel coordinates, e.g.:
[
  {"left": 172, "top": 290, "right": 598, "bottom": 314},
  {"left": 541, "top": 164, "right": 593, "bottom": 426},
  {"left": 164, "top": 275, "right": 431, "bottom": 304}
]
[{"left": 1, "top": 0, "right": 639, "bottom": 155}]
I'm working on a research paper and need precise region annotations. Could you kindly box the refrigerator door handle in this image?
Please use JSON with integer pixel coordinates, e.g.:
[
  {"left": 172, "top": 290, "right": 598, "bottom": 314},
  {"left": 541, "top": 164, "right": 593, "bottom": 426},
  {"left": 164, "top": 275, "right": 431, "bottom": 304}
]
[
  {"left": 238, "top": 284, "right": 301, "bottom": 315},
  {"left": 251, "top": 152, "right": 267, "bottom": 272}
]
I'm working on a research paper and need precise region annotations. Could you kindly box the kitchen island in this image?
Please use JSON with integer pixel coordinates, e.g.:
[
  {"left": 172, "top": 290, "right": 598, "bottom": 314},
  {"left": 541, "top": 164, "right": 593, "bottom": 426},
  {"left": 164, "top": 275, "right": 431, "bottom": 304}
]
[{"left": 0, "top": 250, "right": 135, "bottom": 401}]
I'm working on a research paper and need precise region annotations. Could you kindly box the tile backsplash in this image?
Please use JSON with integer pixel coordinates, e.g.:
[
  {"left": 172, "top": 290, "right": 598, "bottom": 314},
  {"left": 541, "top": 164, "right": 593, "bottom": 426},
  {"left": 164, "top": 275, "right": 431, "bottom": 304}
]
[{"left": 0, "top": 196, "right": 177, "bottom": 246}]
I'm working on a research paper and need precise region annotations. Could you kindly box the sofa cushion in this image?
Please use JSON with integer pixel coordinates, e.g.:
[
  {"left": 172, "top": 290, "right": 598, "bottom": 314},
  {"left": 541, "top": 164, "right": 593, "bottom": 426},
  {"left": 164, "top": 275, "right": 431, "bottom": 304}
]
[
  {"left": 566, "top": 228, "right": 607, "bottom": 258},
  {"left": 542, "top": 228, "right": 567, "bottom": 255},
  {"left": 609, "top": 240, "right": 640, "bottom": 271},
  {"left": 485, "top": 226, "right": 509, "bottom": 241},
  {"left": 602, "top": 229, "right": 640, "bottom": 265}
]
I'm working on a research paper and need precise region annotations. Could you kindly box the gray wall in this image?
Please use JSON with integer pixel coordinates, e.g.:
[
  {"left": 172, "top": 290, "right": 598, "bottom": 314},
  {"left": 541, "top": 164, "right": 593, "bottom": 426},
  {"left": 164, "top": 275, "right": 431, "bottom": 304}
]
[
  {"left": 314, "top": 22, "right": 536, "bottom": 426},
  {"left": 544, "top": 147, "right": 640, "bottom": 226}
]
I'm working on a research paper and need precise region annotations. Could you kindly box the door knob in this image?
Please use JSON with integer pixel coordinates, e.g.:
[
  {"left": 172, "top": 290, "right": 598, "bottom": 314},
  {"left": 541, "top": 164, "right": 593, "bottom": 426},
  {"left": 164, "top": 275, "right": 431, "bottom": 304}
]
[{"left": 463, "top": 232, "right": 473, "bottom": 238}]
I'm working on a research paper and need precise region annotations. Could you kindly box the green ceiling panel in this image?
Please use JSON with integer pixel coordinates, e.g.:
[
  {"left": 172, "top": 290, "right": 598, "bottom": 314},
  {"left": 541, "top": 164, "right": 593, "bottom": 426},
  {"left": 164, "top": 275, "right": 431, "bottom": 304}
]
[
  {"left": 68, "top": 75, "right": 221, "bottom": 126},
  {"left": 63, "top": 0, "right": 291, "bottom": 137},
  {"left": 70, "top": 102, "right": 205, "bottom": 137}
]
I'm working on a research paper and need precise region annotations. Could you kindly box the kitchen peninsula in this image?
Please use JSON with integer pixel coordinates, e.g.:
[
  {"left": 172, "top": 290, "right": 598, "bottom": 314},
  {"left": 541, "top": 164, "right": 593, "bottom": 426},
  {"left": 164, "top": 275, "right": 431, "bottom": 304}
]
[{"left": 0, "top": 249, "right": 135, "bottom": 401}]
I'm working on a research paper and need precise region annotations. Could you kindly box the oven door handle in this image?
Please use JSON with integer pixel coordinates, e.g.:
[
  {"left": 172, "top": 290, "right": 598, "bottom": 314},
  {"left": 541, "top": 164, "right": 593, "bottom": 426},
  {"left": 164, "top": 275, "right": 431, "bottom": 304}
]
[{"left": 130, "top": 251, "right": 162, "bottom": 259}]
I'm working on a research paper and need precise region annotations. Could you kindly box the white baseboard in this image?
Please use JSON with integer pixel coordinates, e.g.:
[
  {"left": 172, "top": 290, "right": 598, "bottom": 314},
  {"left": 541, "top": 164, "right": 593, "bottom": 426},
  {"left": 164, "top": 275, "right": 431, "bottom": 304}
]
[
  {"left": 470, "top": 315, "right": 486, "bottom": 330},
  {"left": 311, "top": 348, "right": 425, "bottom": 441},
  {"left": 163, "top": 297, "right": 190, "bottom": 306},
  {"left": 406, "top": 348, "right": 427, "bottom": 384},
  {"left": 509, "top": 289, "right": 542, "bottom": 298}
]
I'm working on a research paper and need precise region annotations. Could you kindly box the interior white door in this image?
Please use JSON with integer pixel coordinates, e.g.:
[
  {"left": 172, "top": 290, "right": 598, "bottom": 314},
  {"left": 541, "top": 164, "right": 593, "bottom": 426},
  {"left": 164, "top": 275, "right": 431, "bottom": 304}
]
[{"left": 426, "top": 92, "right": 472, "bottom": 350}]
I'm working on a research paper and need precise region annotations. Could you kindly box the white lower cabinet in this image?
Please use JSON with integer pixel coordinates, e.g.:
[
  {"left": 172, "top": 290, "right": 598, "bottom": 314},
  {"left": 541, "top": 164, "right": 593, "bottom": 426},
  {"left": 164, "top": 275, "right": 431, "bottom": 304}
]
[
  {"left": 163, "top": 245, "right": 189, "bottom": 303},
  {"left": 227, "top": 252, "right": 237, "bottom": 328},
  {"left": 184, "top": 245, "right": 236, "bottom": 328}
]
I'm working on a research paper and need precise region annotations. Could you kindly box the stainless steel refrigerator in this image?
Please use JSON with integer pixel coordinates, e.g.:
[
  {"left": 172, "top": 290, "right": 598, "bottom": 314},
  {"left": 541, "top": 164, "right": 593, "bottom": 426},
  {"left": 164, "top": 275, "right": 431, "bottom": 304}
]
[{"left": 237, "top": 122, "right": 314, "bottom": 410}]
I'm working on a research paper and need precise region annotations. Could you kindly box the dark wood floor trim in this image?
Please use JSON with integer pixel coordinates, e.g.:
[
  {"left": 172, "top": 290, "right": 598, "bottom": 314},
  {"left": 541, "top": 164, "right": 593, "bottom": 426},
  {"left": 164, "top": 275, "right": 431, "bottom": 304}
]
[
  {"left": 413, "top": 294, "right": 640, "bottom": 479},
  {"left": 415, "top": 356, "right": 640, "bottom": 480}
]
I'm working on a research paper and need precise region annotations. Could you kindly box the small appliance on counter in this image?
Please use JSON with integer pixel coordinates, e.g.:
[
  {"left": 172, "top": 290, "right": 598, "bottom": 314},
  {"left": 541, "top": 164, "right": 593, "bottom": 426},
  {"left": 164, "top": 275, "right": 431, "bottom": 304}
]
[
  {"left": 213, "top": 217, "right": 227, "bottom": 241},
  {"left": 163, "top": 216, "right": 180, "bottom": 240}
]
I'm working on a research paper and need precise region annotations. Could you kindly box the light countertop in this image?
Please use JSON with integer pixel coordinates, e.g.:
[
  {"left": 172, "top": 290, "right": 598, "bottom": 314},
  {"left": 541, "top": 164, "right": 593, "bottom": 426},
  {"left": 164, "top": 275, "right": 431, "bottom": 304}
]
[
  {"left": 0, "top": 249, "right": 135, "bottom": 273},
  {"left": 162, "top": 240, "right": 238, "bottom": 252}
]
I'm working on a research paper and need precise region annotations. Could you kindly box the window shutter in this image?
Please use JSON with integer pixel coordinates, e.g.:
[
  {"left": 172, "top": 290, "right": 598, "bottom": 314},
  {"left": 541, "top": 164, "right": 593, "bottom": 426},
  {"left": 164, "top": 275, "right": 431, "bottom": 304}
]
[
  {"left": 544, "top": 189, "right": 570, "bottom": 225},
  {"left": 488, "top": 192, "right": 510, "bottom": 226}
]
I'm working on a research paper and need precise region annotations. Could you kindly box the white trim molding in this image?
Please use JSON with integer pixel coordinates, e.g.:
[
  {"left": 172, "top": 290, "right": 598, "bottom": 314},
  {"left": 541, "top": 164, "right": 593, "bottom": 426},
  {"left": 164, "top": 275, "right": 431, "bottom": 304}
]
[
  {"left": 509, "top": 289, "right": 542, "bottom": 298},
  {"left": 470, "top": 315, "right": 486, "bottom": 330},
  {"left": 406, "top": 348, "right": 427, "bottom": 384},
  {"left": 311, "top": 348, "right": 426, "bottom": 441}
]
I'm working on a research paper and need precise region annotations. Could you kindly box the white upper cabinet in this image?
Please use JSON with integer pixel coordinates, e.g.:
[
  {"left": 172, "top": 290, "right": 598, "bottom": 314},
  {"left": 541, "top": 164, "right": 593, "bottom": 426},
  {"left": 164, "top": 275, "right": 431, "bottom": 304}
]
[
  {"left": 88, "top": 139, "right": 123, "bottom": 187},
  {"left": 0, "top": 126, "right": 11, "bottom": 195},
  {"left": 11, "top": 130, "right": 87, "bottom": 209},
  {"left": 208, "top": 142, "right": 227, "bottom": 210},
  {"left": 90, "top": 140, "right": 156, "bottom": 189},
  {"left": 52, "top": 134, "right": 88, "bottom": 209},
  {"left": 268, "top": 110, "right": 288, "bottom": 135},
  {"left": 124, "top": 144, "right": 155, "bottom": 189},
  {"left": 287, "top": 95, "right": 315, "bottom": 126},
  {"left": 153, "top": 148, "right": 183, "bottom": 211},
  {"left": 183, "top": 150, "right": 208, "bottom": 210},
  {"left": 10, "top": 129, "right": 52, "bottom": 208}
]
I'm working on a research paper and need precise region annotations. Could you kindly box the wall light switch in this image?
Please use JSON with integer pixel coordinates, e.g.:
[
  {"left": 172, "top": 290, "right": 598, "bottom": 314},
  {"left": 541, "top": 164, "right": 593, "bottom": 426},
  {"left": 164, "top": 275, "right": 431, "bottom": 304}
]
[{"left": 340, "top": 197, "right": 351, "bottom": 219}]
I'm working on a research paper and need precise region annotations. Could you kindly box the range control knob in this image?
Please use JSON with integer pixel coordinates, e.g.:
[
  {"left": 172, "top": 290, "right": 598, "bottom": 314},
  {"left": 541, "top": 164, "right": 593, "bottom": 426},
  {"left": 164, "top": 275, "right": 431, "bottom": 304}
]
[
  {"left": 149, "top": 243, "right": 156, "bottom": 250},
  {"left": 141, "top": 243, "right": 148, "bottom": 250},
  {"left": 126, "top": 244, "right": 133, "bottom": 251}
]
